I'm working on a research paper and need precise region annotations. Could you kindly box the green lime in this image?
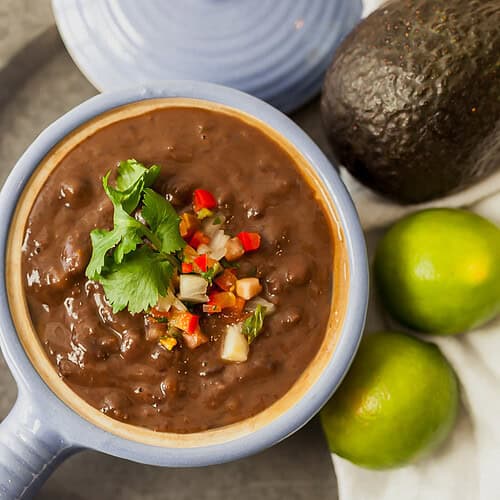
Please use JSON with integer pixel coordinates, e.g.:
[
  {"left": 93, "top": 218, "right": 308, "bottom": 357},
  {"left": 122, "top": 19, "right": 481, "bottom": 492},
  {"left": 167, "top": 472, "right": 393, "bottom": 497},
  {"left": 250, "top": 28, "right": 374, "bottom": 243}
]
[
  {"left": 321, "top": 331, "right": 459, "bottom": 469},
  {"left": 374, "top": 208, "right": 500, "bottom": 335}
]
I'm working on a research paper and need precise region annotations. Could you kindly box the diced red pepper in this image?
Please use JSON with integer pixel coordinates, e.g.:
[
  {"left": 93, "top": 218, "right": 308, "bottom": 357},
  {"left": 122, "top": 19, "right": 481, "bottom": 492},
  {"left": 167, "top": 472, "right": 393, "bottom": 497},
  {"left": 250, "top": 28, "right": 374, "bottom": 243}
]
[
  {"left": 189, "top": 230, "right": 210, "bottom": 250},
  {"left": 194, "top": 254, "right": 208, "bottom": 272},
  {"left": 214, "top": 269, "right": 237, "bottom": 291},
  {"left": 182, "top": 262, "right": 194, "bottom": 273},
  {"left": 193, "top": 189, "right": 217, "bottom": 212},
  {"left": 169, "top": 311, "right": 200, "bottom": 334},
  {"left": 237, "top": 232, "right": 261, "bottom": 252}
]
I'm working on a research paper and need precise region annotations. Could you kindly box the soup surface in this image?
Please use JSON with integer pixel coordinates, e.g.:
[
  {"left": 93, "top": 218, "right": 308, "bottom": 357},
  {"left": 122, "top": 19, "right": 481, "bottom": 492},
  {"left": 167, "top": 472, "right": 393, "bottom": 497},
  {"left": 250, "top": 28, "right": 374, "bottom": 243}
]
[{"left": 21, "top": 104, "right": 334, "bottom": 433}]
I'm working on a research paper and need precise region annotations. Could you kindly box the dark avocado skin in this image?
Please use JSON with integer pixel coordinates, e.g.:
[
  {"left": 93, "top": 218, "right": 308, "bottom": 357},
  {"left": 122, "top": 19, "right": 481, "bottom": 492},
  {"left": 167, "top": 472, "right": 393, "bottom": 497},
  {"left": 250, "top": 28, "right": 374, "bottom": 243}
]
[{"left": 321, "top": 0, "right": 500, "bottom": 204}]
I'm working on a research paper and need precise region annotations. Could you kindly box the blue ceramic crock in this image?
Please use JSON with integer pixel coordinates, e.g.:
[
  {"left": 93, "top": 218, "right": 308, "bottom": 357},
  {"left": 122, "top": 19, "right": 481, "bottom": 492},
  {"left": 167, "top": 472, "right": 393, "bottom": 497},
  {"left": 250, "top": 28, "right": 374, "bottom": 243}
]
[{"left": 0, "top": 82, "right": 368, "bottom": 498}]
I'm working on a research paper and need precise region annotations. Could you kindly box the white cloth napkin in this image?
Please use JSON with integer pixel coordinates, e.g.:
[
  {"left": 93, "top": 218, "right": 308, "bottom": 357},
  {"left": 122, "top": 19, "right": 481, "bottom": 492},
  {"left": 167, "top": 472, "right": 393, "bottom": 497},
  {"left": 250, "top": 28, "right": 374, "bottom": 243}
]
[
  {"left": 330, "top": 4, "right": 500, "bottom": 498},
  {"left": 332, "top": 184, "right": 500, "bottom": 500}
]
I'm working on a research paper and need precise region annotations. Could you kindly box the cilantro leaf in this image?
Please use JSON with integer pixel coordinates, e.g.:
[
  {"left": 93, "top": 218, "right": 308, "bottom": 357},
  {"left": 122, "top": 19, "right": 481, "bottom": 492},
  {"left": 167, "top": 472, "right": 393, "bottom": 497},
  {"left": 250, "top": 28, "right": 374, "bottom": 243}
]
[
  {"left": 116, "top": 159, "right": 160, "bottom": 191},
  {"left": 103, "top": 171, "right": 144, "bottom": 214},
  {"left": 200, "top": 263, "right": 222, "bottom": 285},
  {"left": 142, "top": 188, "right": 186, "bottom": 254},
  {"left": 85, "top": 161, "right": 184, "bottom": 315},
  {"left": 102, "top": 160, "right": 161, "bottom": 214},
  {"left": 242, "top": 304, "right": 266, "bottom": 344},
  {"left": 86, "top": 228, "right": 122, "bottom": 279},
  {"left": 98, "top": 246, "right": 173, "bottom": 314},
  {"left": 85, "top": 204, "right": 154, "bottom": 279},
  {"left": 112, "top": 204, "right": 151, "bottom": 263}
]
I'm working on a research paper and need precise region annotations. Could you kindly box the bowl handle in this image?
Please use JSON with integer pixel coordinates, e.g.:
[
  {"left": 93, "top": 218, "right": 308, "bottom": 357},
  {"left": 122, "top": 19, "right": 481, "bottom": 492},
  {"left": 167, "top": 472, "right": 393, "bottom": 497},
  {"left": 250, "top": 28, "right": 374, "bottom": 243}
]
[{"left": 0, "top": 392, "right": 77, "bottom": 498}]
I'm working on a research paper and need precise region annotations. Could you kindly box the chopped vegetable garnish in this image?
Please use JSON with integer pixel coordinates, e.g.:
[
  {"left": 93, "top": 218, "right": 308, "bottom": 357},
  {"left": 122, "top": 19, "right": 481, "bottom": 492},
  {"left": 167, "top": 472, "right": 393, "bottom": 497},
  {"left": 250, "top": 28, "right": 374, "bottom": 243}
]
[
  {"left": 202, "top": 213, "right": 225, "bottom": 238},
  {"left": 226, "top": 296, "right": 246, "bottom": 315},
  {"left": 208, "top": 291, "right": 237, "bottom": 310},
  {"left": 196, "top": 208, "right": 213, "bottom": 220},
  {"left": 179, "top": 213, "right": 199, "bottom": 239},
  {"left": 221, "top": 324, "right": 249, "bottom": 362},
  {"left": 237, "top": 232, "right": 261, "bottom": 252},
  {"left": 246, "top": 296, "right": 276, "bottom": 315},
  {"left": 169, "top": 310, "right": 200, "bottom": 334},
  {"left": 193, "top": 189, "right": 217, "bottom": 212},
  {"left": 178, "top": 274, "right": 209, "bottom": 303},
  {"left": 205, "top": 230, "right": 230, "bottom": 261},
  {"left": 225, "top": 237, "right": 245, "bottom": 262},
  {"left": 200, "top": 262, "right": 222, "bottom": 285},
  {"left": 215, "top": 269, "right": 237, "bottom": 291},
  {"left": 182, "top": 262, "right": 194, "bottom": 273},
  {"left": 156, "top": 289, "right": 177, "bottom": 312},
  {"left": 182, "top": 329, "right": 208, "bottom": 349},
  {"left": 235, "top": 277, "right": 262, "bottom": 300},
  {"left": 86, "top": 163, "right": 273, "bottom": 356},
  {"left": 189, "top": 230, "right": 210, "bottom": 250},
  {"left": 194, "top": 254, "right": 208, "bottom": 272},
  {"left": 242, "top": 304, "right": 266, "bottom": 344},
  {"left": 159, "top": 336, "right": 178, "bottom": 351},
  {"left": 203, "top": 303, "right": 222, "bottom": 314}
]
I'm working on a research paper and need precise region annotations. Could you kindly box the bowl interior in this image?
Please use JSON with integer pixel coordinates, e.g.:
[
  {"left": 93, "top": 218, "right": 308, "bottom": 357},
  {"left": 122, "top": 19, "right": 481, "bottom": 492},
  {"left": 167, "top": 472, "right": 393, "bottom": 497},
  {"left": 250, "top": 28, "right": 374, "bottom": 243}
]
[{"left": 5, "top": 97, "right": 349, "bottom": 448}]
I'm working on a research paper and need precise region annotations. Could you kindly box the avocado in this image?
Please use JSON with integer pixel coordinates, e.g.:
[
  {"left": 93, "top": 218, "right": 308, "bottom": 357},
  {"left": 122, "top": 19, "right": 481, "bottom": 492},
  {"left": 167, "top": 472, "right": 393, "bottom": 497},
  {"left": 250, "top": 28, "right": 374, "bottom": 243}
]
[{"left": 321, "top": 0, "right": 500, "bottom": 204}]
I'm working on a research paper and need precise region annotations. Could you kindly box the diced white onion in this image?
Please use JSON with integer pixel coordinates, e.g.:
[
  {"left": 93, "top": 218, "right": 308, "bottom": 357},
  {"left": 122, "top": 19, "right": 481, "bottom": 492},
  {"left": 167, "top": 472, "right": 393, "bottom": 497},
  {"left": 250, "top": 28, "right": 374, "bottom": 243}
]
[
  {"left": 178, "top": 275, "right": 209, "bottom": 303},
  {"left": 202, "top": 214, "right": 226, "bottom": 238},
  {"left": 208, "top": 229, "right": 230, "bottom": 261},
  {"left": 156, "top": 288, "right": 176, "bottom": 312},
  {"left": 172, "top": 296, "right": 188, "bottom": 312},
  {"left": 246, "top": 296, "right": 276, "bottom": 315},
  {"left": 221, "top": 323, "right": 249, "bottom": 362},
  {"left": 197, "top": 244, "right": 210, "bottom": 255}
]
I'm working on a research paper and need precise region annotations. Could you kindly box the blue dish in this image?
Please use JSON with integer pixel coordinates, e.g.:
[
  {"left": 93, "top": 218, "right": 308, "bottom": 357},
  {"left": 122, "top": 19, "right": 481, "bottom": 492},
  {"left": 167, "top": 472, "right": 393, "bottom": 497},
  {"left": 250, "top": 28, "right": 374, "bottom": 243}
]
[
  {"left": 0, "top": 81, "right": 368, "bottom": 498},
  {"left": 52, "top": 0, "right": 362, "bottom": 113}
]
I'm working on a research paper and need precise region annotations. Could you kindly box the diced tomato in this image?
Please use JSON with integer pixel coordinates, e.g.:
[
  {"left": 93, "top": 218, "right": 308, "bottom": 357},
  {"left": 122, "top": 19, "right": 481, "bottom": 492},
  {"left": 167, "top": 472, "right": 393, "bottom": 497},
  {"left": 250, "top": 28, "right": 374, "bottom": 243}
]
[
  {"left": 208, "top": 291, "right": 237, "bottom": 309},
  {"left": 169, "top": 311, "right": 200, "bottom": 334},
  {"left": 203, "top": 303, "right": 222, "bottom": 314},
  {"left": 182, "top": 329, "right": 208, "bottom": 349},
  {"left": 182, "top": 262, "right": 194, "bottom": 273},
  {"left": 193, "top": 189, "right": 217, "bottom": 212},
  {"left": 206, "top": 256, "right": 218, "bottom": 268},
  {"left": 224, "top": 296, "right": 246, "bottom": 315},
  {"left": 214, "top": 269, "right": 237, "bottom": 291},
  {"left": 237, "top": 232, "right": 261, "bottom": 252},
  {"left": 149, "top": 307, "right": 170, "bottom": 319},
  {"left": 189, "top": 230, "right": 210, "bottom": 250},
  {"left": 225, "top": 237, "right": 245, "bottom": 262},
  {"left": 179, "top": 213, "right": 199, "bottom": 240},
  {"left": 183, "top": 245, "right": 198, "bottom": 263},
  {"left": 194, "top": 254, "right": 208, "bottom": 272}
]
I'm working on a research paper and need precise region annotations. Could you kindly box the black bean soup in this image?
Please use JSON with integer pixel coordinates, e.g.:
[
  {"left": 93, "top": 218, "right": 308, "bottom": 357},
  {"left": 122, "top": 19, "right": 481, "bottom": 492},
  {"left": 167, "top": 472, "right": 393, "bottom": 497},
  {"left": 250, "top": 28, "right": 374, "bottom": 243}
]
[{"left": 22, "top": 105, "right": 334, "bottom": 433}]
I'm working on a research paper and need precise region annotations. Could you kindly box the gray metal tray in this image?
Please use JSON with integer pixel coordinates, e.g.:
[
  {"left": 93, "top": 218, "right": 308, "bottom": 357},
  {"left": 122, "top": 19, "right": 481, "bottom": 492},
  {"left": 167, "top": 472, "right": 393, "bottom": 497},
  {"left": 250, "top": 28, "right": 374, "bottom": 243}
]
[{"left": 0, "top": 1, "right": 338, "bottom": 498}]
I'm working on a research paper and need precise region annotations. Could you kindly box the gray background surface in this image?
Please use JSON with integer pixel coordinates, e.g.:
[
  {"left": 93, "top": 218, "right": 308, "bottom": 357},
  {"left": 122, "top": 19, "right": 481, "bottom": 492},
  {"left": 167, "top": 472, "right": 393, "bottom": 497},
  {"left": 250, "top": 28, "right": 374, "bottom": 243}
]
[{"left": 0, "top": 1, "right": 339, "bottom": 498}]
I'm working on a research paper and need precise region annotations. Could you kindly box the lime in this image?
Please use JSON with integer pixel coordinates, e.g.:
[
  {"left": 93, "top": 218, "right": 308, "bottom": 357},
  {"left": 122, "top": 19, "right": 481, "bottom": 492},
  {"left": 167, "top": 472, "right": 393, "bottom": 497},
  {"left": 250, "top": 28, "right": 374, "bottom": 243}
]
[
  {"left": 321, "top": 331, "right": 459, "bottom": 469},
  {"left": 374, "top": 208, "right": 500, "bottom": 335}
]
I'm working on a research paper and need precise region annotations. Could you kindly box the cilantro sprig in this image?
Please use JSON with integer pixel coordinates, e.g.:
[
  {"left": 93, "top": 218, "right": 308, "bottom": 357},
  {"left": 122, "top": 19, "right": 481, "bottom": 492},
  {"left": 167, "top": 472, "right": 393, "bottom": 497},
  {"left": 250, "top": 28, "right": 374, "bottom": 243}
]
[
  {"left": 85, "top": 159, "right": 185, "bottom": 314},
  {"left": 242, "top": 304, "right": 266, "bottom": 344}
]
